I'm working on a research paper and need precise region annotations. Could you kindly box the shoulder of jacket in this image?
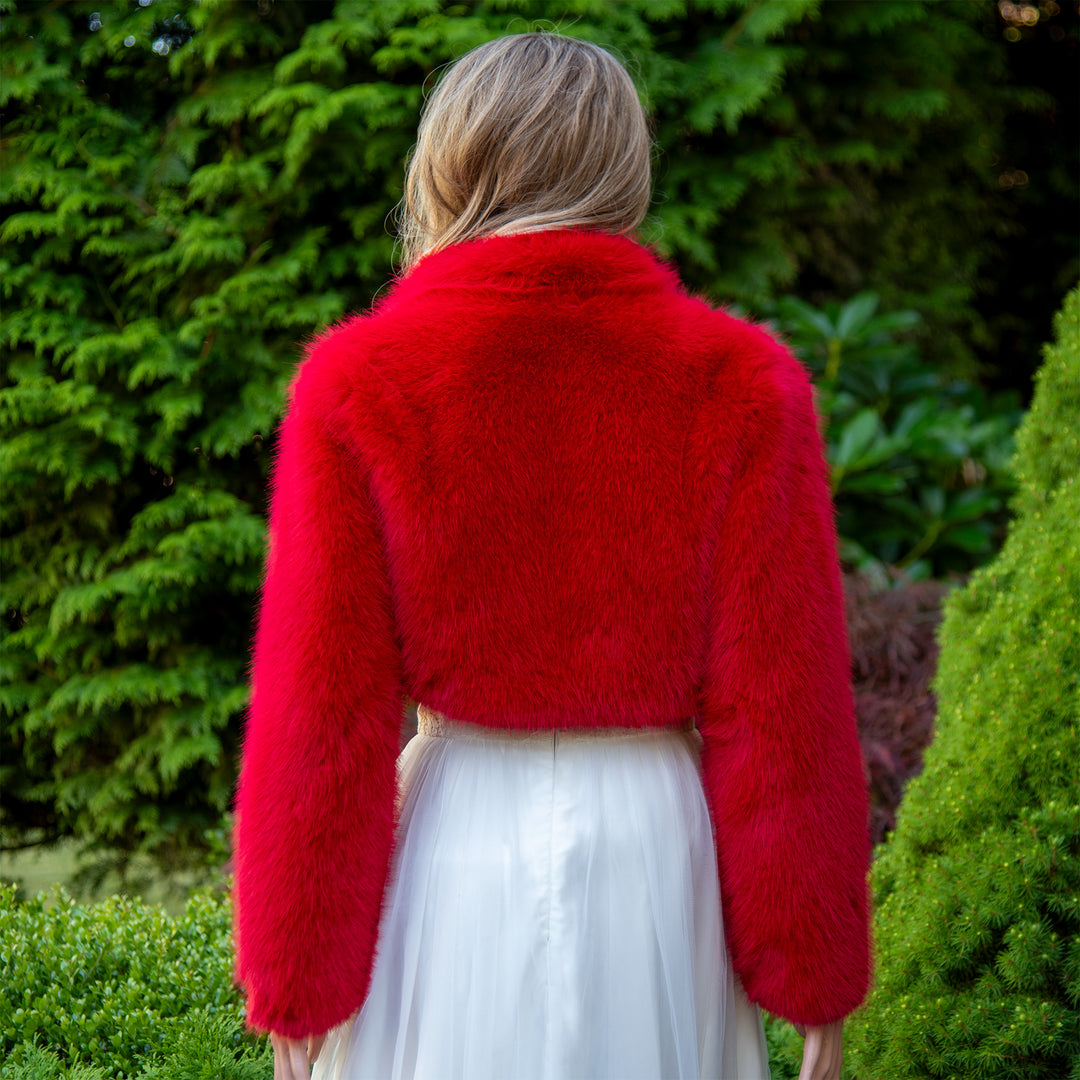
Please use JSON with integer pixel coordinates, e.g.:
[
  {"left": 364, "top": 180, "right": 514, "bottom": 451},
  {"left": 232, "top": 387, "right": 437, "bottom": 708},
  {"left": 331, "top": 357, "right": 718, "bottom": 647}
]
[
  {"left": 690, "top": 304, "right": 815, "bottom": 420},
  {"left": 285, "top": 313, "right": 379, "bottom": 418}
]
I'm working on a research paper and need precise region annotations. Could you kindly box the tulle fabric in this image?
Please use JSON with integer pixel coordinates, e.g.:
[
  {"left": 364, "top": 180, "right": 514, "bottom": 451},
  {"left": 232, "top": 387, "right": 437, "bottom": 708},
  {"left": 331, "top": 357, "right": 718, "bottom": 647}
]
[{"left": 312, "top": 710, "right": 771, "bottom": 1080}]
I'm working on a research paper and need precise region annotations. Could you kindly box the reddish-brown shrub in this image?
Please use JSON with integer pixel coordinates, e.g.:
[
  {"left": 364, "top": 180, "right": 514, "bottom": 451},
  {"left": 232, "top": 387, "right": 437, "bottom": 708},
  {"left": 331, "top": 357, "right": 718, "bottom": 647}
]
[{"left": 844, "top": 572, "right": 949, "bottom": 845}]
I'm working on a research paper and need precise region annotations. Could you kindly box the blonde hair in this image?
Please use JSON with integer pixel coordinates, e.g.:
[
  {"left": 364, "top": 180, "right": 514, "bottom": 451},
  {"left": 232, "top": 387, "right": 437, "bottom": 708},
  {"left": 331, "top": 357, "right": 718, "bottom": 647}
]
[{"left": 398, "top": 33, "right": 651, "bottom": 268}]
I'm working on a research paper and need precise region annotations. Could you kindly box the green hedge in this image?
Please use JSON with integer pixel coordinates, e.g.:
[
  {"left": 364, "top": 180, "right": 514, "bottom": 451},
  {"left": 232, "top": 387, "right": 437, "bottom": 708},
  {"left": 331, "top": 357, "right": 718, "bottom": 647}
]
[
  {"left": 845, "top": 287, "right": 1080, "bottom": 1078},
  {"left": 0, "top": 884, "right": 269, "bottom": 1079}
]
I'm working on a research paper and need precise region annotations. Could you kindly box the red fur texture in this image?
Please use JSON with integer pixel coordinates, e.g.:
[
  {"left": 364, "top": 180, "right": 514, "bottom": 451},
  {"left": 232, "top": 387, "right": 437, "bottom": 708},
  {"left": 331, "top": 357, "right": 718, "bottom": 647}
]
[{"left": 233, "top": 229, "right": 872, "bottom": 1037}]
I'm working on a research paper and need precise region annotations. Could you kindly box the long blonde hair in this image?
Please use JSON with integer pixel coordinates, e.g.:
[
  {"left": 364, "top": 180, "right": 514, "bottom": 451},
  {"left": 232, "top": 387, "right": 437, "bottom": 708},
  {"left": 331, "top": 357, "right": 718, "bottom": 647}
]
[{"left": 398, "top": 33, "right": 652, "bottom": 268}]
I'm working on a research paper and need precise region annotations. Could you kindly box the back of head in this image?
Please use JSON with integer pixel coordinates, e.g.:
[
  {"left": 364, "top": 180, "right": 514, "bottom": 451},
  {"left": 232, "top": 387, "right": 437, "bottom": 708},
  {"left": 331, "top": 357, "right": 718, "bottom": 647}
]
[{"left": 399, "top": 33, "right": 651, "bottom": 267}]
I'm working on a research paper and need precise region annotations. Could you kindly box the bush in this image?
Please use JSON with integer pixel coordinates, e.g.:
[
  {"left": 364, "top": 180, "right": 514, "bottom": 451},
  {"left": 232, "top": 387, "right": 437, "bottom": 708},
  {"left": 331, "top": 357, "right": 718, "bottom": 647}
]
[
  {"left": 845, "top": 571, "right": 949, "bottom": 846},
  {"left": 771, "top": 293, "right": 1021, "bottom": 579},
  {"left": 0, "top": 884, "right": 270, "bottom": 1079},
  {"left": 845, "top": 287, "right": 1080, "bottom": 1077}
]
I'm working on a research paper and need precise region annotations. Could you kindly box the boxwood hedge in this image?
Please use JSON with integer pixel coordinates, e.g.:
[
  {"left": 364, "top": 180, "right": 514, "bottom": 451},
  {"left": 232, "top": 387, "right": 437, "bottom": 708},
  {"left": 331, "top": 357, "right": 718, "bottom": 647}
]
[{"left": 0, "top": 884, "right": 270, "bottom": 1079}]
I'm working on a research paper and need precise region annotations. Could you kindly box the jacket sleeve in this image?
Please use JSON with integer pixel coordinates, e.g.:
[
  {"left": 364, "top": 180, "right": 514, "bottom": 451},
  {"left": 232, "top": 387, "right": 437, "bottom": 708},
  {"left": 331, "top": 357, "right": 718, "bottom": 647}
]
[
  {"left": 698, "top": 346, "right": 871, "bottom": 1026},
  {"left": 233, "top": 339, "right": 402, "bottom": 1038}
]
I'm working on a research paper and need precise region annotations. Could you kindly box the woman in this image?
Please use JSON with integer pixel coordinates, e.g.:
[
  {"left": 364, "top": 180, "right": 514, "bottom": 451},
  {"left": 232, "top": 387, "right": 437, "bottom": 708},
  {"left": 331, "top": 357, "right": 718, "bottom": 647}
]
[{"left": 233, "top": 32, "right": 871, "bottom": 1080}]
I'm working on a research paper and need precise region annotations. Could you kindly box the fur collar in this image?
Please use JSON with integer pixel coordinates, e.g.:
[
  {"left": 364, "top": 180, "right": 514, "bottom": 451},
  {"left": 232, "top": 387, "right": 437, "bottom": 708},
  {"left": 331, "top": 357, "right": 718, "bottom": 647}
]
[{"left": 382, "top": 228, "right": 684, "bottom": 306}]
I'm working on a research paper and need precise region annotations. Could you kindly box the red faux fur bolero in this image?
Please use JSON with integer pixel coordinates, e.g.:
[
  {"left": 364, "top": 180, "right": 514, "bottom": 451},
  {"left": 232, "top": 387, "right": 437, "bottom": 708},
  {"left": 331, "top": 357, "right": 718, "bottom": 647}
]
[{"left": 233, "top": 228, "right": 871, "bottom": 1038}]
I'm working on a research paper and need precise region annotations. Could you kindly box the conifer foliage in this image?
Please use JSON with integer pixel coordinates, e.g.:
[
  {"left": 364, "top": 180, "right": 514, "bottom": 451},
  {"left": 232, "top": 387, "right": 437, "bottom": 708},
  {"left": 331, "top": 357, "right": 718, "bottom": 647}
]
[
  {"left": 0, "top": 0, "right": 1060, "bottom": 868},
  {"left": 845, "top": 288, "right": 1080, "bottom": 1077}
]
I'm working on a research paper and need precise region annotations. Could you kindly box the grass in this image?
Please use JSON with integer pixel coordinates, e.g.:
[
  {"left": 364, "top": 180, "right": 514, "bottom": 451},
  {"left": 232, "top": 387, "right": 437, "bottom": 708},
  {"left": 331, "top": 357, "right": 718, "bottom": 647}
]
[{"left": 0, "top": 839, "right": 204, "bottom": 915}]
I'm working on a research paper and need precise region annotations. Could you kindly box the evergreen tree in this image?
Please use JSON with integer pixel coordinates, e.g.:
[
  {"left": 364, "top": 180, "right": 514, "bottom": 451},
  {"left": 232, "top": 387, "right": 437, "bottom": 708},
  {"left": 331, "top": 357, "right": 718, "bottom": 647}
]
[
  {"left": 845, "top": 288, "right": 1080, "bottom": 1077},
  {"left": 646, "top": 0, "right": 1052, "bottom": 374}
]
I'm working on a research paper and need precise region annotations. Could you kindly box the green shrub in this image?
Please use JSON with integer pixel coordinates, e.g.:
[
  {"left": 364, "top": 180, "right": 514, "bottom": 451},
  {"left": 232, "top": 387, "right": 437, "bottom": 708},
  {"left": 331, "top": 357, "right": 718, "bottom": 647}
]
[
  {"left": 845, "top": 287, "right": 1080, "bottom": 1078},
  {"left": 763, "top": 1015, "right": 805, "bottom": 1079},
  {"left": 771, "top": 293, "right": 1021, "bottom": 579},
  {"left": 0, "top": 884, "right": 271, "bottom": 1079}
]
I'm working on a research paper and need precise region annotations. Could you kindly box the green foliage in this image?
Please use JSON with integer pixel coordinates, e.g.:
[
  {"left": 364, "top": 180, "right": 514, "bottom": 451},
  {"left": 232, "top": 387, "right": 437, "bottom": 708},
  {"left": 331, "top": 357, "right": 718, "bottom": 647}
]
[
  {"left": 771, "top": 1, "right": 1065, "bottom": 373},
  {"left": 0, "top": 0, "right": 1064, "bottom": 869},
  {"left": 762, "top": 1014, "right": 804, "bottom": 1079},
  {"left": 845, "top": 288, "right": 1080, "bottom": 1078},
  {"left": 772, "top": 293, "right": 1022, "bottom": 579},
  {"left": 0, "top": 884, "right": 272, "bottom": 1079},
  {"left": 646, "top": 0, "right": 1054, "bottom": 375},
  {"left": 4, "top": 1044, "right": 109, "bottom": 1080}
]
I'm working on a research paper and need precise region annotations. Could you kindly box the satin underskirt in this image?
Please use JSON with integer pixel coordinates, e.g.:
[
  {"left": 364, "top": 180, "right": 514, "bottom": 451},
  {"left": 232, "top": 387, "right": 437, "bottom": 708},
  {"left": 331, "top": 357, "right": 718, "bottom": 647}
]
[{"left": 312, "top": 710, "right": 771, "bottom": 1080}]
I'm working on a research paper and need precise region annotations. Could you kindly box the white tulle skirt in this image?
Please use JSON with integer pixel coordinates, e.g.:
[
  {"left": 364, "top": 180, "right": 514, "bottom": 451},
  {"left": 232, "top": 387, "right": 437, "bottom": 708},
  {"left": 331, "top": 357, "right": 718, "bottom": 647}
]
[{"left": 313, "top": 707, "right": 771, "bottom": 1080}]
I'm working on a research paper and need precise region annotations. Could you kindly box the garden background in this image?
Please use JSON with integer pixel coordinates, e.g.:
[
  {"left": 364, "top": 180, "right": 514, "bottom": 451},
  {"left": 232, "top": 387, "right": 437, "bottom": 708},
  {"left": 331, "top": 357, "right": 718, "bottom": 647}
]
[{"left": 1, "top": 0, "right": 1077, "bottom": 1076}]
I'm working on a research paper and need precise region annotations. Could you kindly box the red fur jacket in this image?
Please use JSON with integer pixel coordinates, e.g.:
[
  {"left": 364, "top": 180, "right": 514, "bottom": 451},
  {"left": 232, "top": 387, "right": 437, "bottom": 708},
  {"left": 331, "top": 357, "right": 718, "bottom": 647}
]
[{"left": 233, "top": 228, "right": 871, "bottom": 1038}]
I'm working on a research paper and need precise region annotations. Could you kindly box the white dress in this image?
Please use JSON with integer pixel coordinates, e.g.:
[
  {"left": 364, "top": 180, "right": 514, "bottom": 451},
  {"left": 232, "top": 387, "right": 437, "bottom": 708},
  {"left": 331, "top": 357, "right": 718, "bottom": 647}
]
[{"left": 312, "top": 705, "right": 771, "bottom": 1080}]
